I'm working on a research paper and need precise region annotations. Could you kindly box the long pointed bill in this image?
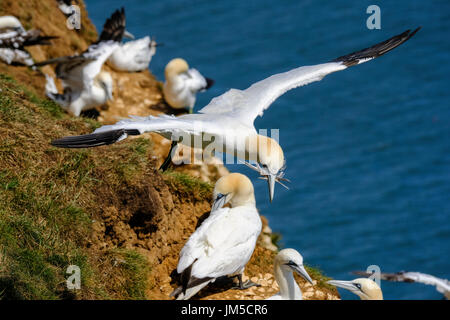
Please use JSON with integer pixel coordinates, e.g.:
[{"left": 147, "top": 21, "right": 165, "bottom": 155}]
[
  {"left": 211, "top": 194, "right": 227, "bottom": 212},
  {"left": 294, "top": 265, "right": 313, "bottom": 285},
  {"left": 124, "top": 30, "right": 135, "bottom": 39},
  {"left": 268, "top": 174, "right": 276, "bottom": 203},
  {"left": 327, "top": 280, "right": 357, "bottom": 292}
]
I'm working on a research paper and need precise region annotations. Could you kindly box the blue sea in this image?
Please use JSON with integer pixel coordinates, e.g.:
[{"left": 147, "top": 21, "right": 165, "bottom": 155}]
[{"left": 85, "top": 0, "right": 450, "bottom": 300}]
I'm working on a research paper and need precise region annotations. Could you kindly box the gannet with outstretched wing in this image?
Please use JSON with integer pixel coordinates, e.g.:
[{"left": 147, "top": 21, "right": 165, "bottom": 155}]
[
  {"left": 0, "top": 15, "right": 56, "bottom": 66},
  {"left": 51, "top": 28, "right": 420, "bottom": 202},
  {"left": 35, "top": 8, "right": 128, "bottom": 116},
  {"left": 170, "top": 173, "right": 262, "bottom": 300},
  {"left": 267, "top": 249, "right": 313, "bottom": 300},
  {"left": 327, "top": 278, "right": 383, "bottom": 300},
  {"left": 353, "top": 270, "right": 450, "bottom": 300},
  {"left": 163, "top": 58, "right": 214, "bottom": 113}
]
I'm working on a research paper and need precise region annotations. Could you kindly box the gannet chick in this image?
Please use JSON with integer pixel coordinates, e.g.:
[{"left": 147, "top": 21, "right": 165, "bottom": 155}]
[
  {"left": 267, "top": 249, "right": 313, "bottom": 300},
  {"left": 50, "top": 28, "right": 419, "bottom": 201},
  {"left": 163, "top": 58, "right": 214, "bottom": 113},
  {"left": 107, "top": 36, "right": 159, "bottom": 72},
  {"left": 170, "top": 173, "right": 262, "bottom": 300},
  {"left": 0, "top": 15, "right": 56, "bottom": 66},
  {"left": 35, "top": 8, "right": 126, "bottom": 116},
  {"left": 327, "top": 278, "right": 383, "bottom": 300}
]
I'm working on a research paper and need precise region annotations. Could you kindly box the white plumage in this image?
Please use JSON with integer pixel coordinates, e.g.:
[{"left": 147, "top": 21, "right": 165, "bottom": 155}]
[
  {"left": 36, "top": 8, "right": 128, "bottom": 116},
  {"left": 267, "top": 249, "right": 313, "bottom": 300},
  {"left": 171, "top": 173, "right": 262, "bottom": 300},
  {"left": 107, "top": 36, "right": 157, "bottom": 72},
  {"left": 163, "top": 58, "right": 214, "bottom": 113},
  {"left": 52, "top": 28, "right": 420, "bottom": 201},
  {"left": 0, "top": 15, "right": 55, "bottom": 67}
]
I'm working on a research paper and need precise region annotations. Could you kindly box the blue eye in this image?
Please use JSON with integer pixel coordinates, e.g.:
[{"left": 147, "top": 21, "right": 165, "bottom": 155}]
[{"left": 354, "top": 283, "right": 362, "bottom": 290}]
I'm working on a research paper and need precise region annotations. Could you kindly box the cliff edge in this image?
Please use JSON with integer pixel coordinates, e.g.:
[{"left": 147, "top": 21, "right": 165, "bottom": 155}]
[{"left": 0, "top": 0, "right": 338, "bottom": 300}]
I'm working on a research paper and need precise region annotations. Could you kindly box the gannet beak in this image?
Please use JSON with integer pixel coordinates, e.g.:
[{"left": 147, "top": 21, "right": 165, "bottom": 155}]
[
  {"left": 211, "top": 193, "right": 227, "bottom": 211},
  {"left": 294, "top": 265, "right": 313, "bottom": 285},
  {"left": 123, "top": 30, "right": 135, "bottom": 39},
  {"left": 327, "top": 280, "right": 357, "bottom": 292},
  {"left": 267, "top": 174, "right": 276, "bottom": 203}
]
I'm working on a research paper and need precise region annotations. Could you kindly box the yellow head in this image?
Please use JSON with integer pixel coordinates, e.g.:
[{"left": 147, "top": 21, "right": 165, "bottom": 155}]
[
  {"left": 211, "top": 173, "right": 255, "bottom": 211},
  {"left": 165, "top": 58, "right": 189, "bottom": 79},
  {"left": 244, "top": 135, "right": 286, "bottom": 202},
  {"left": 327, "top": 278, "right": 383, "bottom": 300}
]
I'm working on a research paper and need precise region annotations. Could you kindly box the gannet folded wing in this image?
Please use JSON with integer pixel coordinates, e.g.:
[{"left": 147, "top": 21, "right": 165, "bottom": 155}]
[
  {"left": 175, "top": 206, "right": 261, "bottom": 299},
  {"left": 199, "top": 28, "right": 420, "bottom": 126},
  {"left": 183, "top": 68, "right": 215, "bottom": 93}
]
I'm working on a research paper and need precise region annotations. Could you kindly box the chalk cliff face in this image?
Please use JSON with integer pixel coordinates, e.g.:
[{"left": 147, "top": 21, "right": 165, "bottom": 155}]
[{"left": 0, "top": 0, "right": 338, "bottom": 300}]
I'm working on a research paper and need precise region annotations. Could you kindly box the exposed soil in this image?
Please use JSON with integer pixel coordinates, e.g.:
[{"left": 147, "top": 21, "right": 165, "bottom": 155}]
[{"left": 0, "top": 0, "right": 339, "bottom": 300}]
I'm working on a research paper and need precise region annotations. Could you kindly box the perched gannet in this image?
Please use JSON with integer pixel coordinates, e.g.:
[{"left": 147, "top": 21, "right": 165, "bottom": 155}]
[
  {"left": 327, "top": 278, "right": 383, "bottom": 300},
  {"left": 163, "top": 58, "right": 214, "bottom": 113},
  {"left": 170, "top": 173, "right": 262, "bottom": 300},
  {"left": 353, "top": 270, "right": 450, "bottom": 300},
  {"left": 107, "top": 36, "right": 159, "bottom": 72},
  {"left": 0, "top": 15, "right": 56, "bottom": 66},
  {"left": 35, "top": 8, "right": 127, "bottom": 116},
  {"left": 267, "top": 249, "right": 313, "bottom": 300},
  {"left": 50, "top": 28, "right": 420, "bottom": 201}
]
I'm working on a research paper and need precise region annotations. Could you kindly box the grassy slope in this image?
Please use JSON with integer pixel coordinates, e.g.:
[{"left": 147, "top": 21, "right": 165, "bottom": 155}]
[
  {"left": 0, "top": 74, "right": 154, "bottom": 299},
  {"left": 0, "top": 0, "right": 337, "bottom": 300}
]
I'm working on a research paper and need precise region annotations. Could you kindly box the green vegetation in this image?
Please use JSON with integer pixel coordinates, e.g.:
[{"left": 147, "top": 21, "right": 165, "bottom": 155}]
[
  {"left": 0, "top": 73, "right": 152, "bottom": 300},
  {"left": 163, "top": 170, "right": 213, "bottom": 198}
]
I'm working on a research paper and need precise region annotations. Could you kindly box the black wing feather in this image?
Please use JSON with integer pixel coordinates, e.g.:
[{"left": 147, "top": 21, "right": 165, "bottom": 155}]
[
  {"left": 333, "top": 27, "right": 421, "bottom": 66},
  {"left": 97, "top": 7, "right": 126, "bottom": 43},
  {"left": 51, "top": 129, "right": 141, "bottom": 148}
]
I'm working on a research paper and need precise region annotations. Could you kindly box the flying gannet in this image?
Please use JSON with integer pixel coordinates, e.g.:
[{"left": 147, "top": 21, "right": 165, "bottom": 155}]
[
  {"left": 0, "top": 15, "right": 56, "bottom": 67},
  {"left": 267, "top": 248, "right": 313, "bottom": 300},
  {"left": 163, "top": 58, "right": 215, "bottom": 114},
  {"left": 327, "top": 278, "right": 383, "bottom": 300},
  {"left": 353, "top": 270, "right": 450, "bottom": 300},
  {"left": 170, "top": 173, "right": 262, "bottom": 300},
  {"left": 50, "top": 28, "right": 420, "bottom": 202},
  {"left": 35, "top": 8, "right": 128, "bottom": 116}
]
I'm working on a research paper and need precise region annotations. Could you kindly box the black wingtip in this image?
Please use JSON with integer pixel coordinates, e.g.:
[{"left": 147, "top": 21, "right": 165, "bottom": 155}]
[
  {"left": 97, "top": 7, "right": 126, "bottom": 43},
  {"left": 333, "top": 27, "right": 421, "bottom": 67},
  {"left": 51, "top": 129, "right": 140, "bottom": 149},
  {"left": 205, "top": 77, "right": 215, "bottom": 90}
]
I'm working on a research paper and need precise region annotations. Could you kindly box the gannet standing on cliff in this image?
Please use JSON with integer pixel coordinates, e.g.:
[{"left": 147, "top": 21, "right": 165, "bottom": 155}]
[
  {"left": 163, "top": 58, "right": 214, "bottom": 113},
  {"left": 327, "top": 278, "right": 383, "bottom": 300},
  {"left": 35, "top": 8, "right": 127, "bottom": 116},
  {"left": 0, "top": 15, "right": 56, "bottom": 66},
  {"left": 170, "top": 173, "right": 262, "bottom": 300},
  {"left": 353, "top": 270, "right": 450, "bottom": 300},
  {"left": 50, "top": 28, "right": 420, "bottom": 201},
  {"left": 267, "top": 249, "right": 313, "bottom": 300}
]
